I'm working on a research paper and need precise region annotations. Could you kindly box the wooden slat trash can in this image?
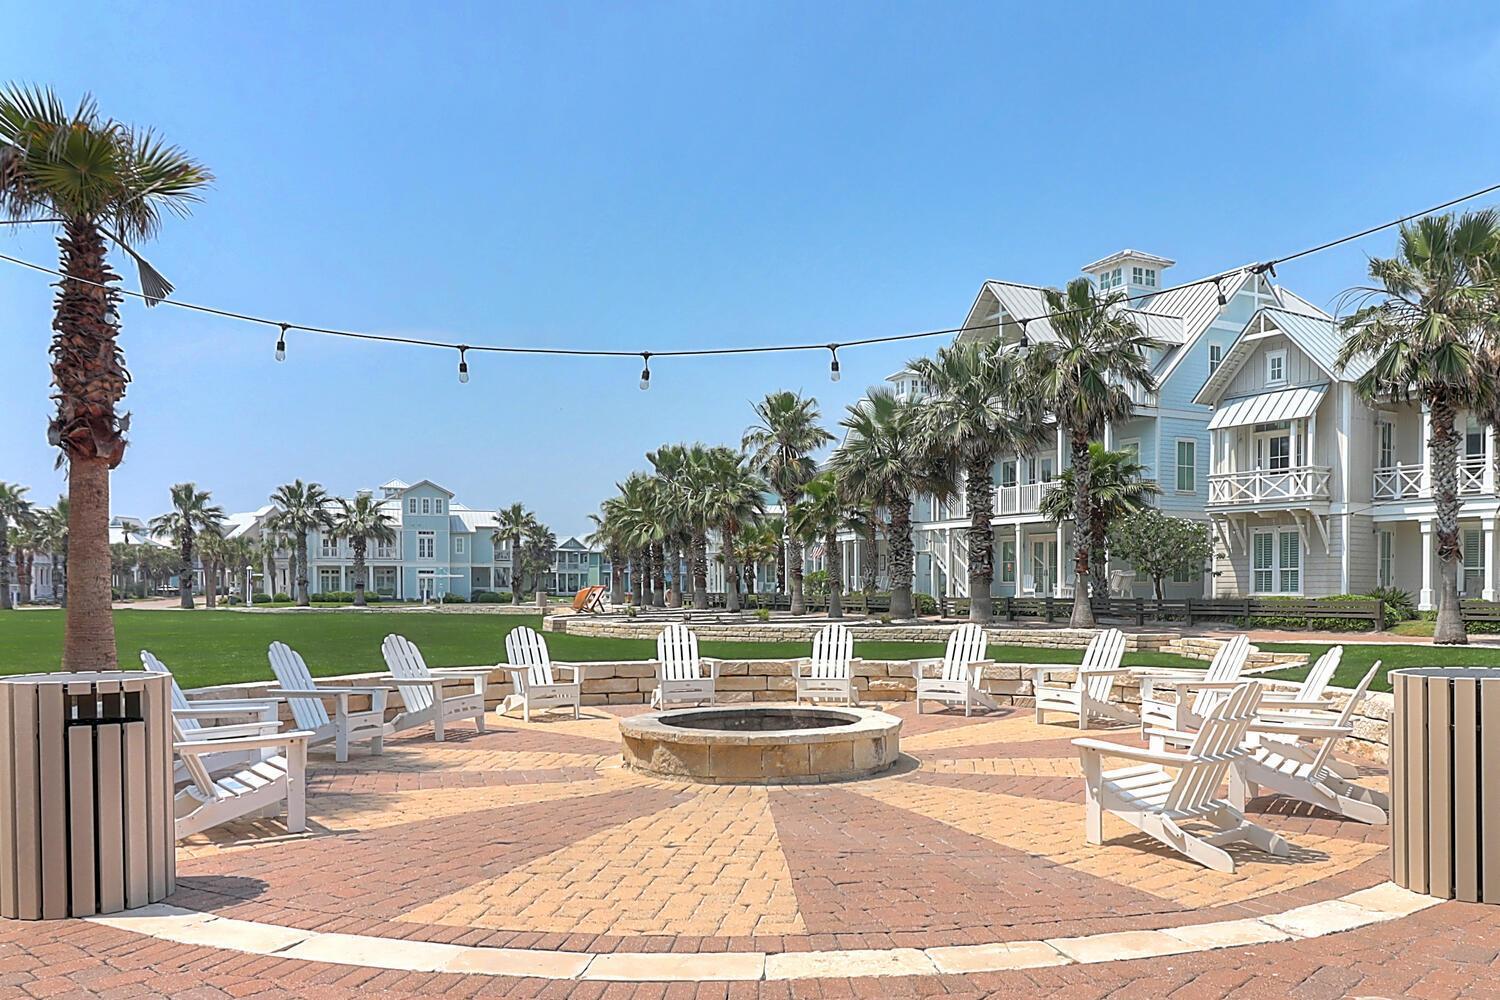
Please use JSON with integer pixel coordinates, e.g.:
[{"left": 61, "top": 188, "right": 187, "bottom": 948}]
[
  {"left": 0, "top": 672, "right": 175, "bottom": 919},
  {"left": 1390, "top": 667, "right": 1500, "bottom": 903}
]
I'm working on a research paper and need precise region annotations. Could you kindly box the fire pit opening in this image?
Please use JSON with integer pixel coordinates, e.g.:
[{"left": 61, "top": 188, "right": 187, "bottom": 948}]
[{"left": 662, "top": 709, "right": 856, "bottom": 733}]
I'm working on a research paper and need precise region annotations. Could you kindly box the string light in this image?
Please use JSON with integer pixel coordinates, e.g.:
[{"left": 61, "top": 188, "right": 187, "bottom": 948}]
[
  {"left": 1017, "top": 318, "right": 1030, "bottom": 352},
  {"left": 1213, "top": 278, "right": 1227, "bottom": 307},
  {"left": 828, "top": 345, "right": 841, "bottom": 382},
  {"left": 457, "top": 346, "right": 470, "bottom": 383},
  {"left": 274, "top": 323, "right": 287, "bottom": 362},
  {"left": 639, "top": 352, "right": 652, "bottom": 390}
]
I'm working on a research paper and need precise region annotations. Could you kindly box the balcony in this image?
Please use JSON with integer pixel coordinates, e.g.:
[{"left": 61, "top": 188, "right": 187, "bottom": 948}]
[
  {"left": 995, "top": 480, "right": 1061, "bottom": 516},
  {"left": 1208, "top": 466, "right": 1330, "bottom": 506},
  {"left": 1373, "top": 457, "right": 1489, "bottom": 500}
]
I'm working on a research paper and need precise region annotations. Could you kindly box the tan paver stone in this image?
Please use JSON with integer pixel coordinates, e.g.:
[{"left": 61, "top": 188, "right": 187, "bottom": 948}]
[
  {"left": 926, "top": 940, "right": 1070, "bottom": 973},
  {"left": 764, "top": 947, "right": 936, "bottom": 979},
  {"left": 1342, "top": 881, "right": 1445, "bottom": 918},
  {"left": 147, "top": 916, "right": 312, "bottom": 954},
  {"left": 439, "top": 945, "right": 591, "bottom": 978},
  {"left": 1161, "top": 919, "right": 1292, "bottom": 950},
  {"left": 86, "top": 903, "right": 217, "bottom": 935},
  {"left": 279, "top": 932, "right": 466, "bottom": 971},
  {"left": 1264, "top": 899, "right": 1387, "bottom": 938},
  {"left": 901, "top": 717, "right": 1066, "bottom": 752},
  {"left": 583, "top": 951, "right": 766, "bottom": 981},
  {"left": 1046, "top": 929, "right": 1195, "bottom": 964}
]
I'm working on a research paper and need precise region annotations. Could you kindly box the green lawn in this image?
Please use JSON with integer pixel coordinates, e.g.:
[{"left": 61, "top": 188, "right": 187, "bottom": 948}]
[
  {"left": 1, "top": 610, "right": 1198, "bottom": 689},
  {"left": 1258, "top": 642, "right": 1500, "bottom": 692}
]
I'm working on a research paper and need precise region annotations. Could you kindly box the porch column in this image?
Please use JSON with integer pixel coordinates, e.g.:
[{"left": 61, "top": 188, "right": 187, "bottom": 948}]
[
  {"left": 1420, "top": 519, "right": 1436, "bottom": 611},
  {"left": 1016, "top": 523, "right": 1024, "bottom": 594},
  {"left": 1486, "top": 430, "right": 1497, "bottom": 495},
  {"left": 1420, "top": 401, "right": 1433, "bottom": 497},
  {"left": 1484, "top": 517, "right": 1497, "bottom": 602},
  {"left": 1055, "top": 522, "right": 1066, "bottom": 597}
]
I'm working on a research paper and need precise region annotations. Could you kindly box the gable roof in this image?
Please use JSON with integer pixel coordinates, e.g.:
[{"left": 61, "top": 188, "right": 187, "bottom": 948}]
[
  {"left": 1193, "top": 306, "right": 1370, "bottom": 405},
  {"left": 401, "top": 479, "right": 455, "bottom": 497}
]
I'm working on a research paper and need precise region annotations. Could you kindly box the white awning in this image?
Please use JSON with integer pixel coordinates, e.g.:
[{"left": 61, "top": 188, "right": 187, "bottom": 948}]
[{"left": 1207, "top": 385, "right": 1327, "bottom": 430}]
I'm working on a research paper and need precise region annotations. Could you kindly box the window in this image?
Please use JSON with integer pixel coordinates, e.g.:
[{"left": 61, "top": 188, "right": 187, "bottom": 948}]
[
  {"left": 1175, "top": 440, "right": 1197, "bottom": 493},
  {"left": 1173, "top": 561, "right": 1192, "bottom": 584},
  {"left": 1000, "top": 460, "right": 1017, "bottom": 489},
  {"left": 1109, "top": 267, "right": 1122, "bottom": 288},
  {"left": 1000, "top": 540, "right": 1016, "bottom": 584},
  {"left": 1266, "top": 349, "right": 1287, "bottom": 385},
  {"left": 1378, "top": 530, "right": 1395, "bottom": 588},
  {"left": 1466, "top": 419, "right": 1485, "bottom": 462},
  {"left": 454, "top": 536, "right": 465, "bottom": 554},
  {"left": 1377, "top": 418, "right": 1395, "bottom": 468},
  {"left": 434, "top": 498, "right": 445, "bottom": 514},
  {"left": 1132, "top": 266, "right": 1143, "bottom": 285},
  {"left": 1463, "top": 528, "right": 1485, "bottom": 596},
  {"left": 318, "top": 567, "right": 342, "bottom": 593},
  {"left": 373, "top": 566, "right": 398, "bottom": 598},
  {"left": 417, "top": 531, "right": 435, "bottom": 559},
  {"left": 1255, "top": 423, "right": 1293, "bottom": 471},
  {"left": 407, "top": 498, "right": 418, "bottom": 514},
  {"left": 374, "top": 538, "right": 397, "bottom": 559},
  {"left": 1040, "top": 457, "right": 1055, "bottom": 482},
  {"left": 1144, "top": 268, "right": 1157, "bottom": 287},
  {"left": 420, "top": 497, "right": 431, "bottom": 515},
  {"left": 320, "top": 535, "right": 339, "bottom": 558},
  {"left": 1208, "top": 344, "right": 1222, "bottom": 374},
  {"left": 1252, "top": 528, "right": 1301, "bottom": 593}
]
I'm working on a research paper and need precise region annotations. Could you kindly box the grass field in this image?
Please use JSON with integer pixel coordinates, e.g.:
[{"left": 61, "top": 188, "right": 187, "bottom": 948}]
[
  {"left": 0, "top": 609, "right": 1202, "bottom": 689},
  {"left": 1258, "top": 641, "right": 1500, "bottom": 692}
]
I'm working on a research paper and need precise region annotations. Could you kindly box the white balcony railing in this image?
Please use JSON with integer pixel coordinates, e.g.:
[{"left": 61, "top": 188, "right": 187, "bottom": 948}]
[
  {"left": 1373, "top": 457, "right": 1489, "bottom": 500},
  {"left": 995, "top": 480, "right": 1062, "bottom": 516},
  {"left": 1208, "top": 466, "right": 1331, "bottom": 506}
]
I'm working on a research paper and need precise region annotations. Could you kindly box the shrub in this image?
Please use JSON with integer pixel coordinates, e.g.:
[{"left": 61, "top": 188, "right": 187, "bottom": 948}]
[
  {"left": 913, "top": 593, "right": 937, "bottom": 616},
  {"left": 475, "top": 591, "right": 503, "bottom": 604},
  {"left": 311, "top": 591, "right": 353, "bottom": 603},
  {"left": 755, "top": 608, "right": 771, "bottom": 622},
  {"left": 252, "top": 593, "right": 273, "bottom": 604},
  {"left": 273, "top": 592, "right": 291, "bottom": 602},
  {"left": 1244, "top": 593, "right": 1396, "bottom": 632},
  {"left": 441, "top": 592, "right": 466, "bottom": 604},
  {"left": 1367, "top": 585, "right": 1415, "bottom": 622}
]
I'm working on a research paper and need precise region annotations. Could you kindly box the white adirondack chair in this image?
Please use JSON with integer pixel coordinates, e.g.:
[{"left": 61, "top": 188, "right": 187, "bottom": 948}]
[
  {"left": 651, "top": 623, "right": 717, "bottom": 709},
  {"left": 795, "top": 623, "right": 856, "bottom": 705},
  {"left": 267, "top": 642, "right": 390, "bottom": 762},
  {"left": 379, "top": 634, "right": 491, "bottom": 741},
  {"left": 1230, "top": 661, "right": 1389, "bottom": 824},
  {"left": 173, "top": 716, "right": 313, "bottom": 840},
  {"left": 1137, "top": 634, "right": 1253, "bottom": 736},
  {"left": 913, "top": 623, "right": 998, "bottom": 715},
  {"left": 499, "top": 625, "right": 583, "bottom": 721},
  {"left": 142, "top": 650, "right": 282, "bottom": 777},
  {"left": 1075, "top": 681, "right": 1290, "bottom": 873},
  {"left": 1256, "top": 646, "right": 1344, "bottom": 714},
  {"left": 1030, "top": 628, "right": 1137, "bottom": 729}
]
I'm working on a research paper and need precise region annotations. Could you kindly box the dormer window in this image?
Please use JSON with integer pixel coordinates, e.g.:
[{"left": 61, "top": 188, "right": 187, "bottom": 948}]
[
  {"left": 1131, "top": 266, "right": 1157, "bottom": 287},
  {"left": 1266, "top": 349, "right": 1287, "bottom": 385}
]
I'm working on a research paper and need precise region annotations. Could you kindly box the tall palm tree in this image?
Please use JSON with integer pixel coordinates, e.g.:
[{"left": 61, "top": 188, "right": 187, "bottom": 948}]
[
  {"left": 831, "top": 388, "right": 953, "bottom": 618},
  {"left": 522, "top": 521, "right": 556, "bottom": 601},
  {"left": 492, "top": 502, "right": 534, "bottom": 604},
  {"left": 743, "top": 391, "right": 834, "bottom": 615},
  {"left": 148, "top": 483, "right": 224, "bottom": 609},
  {"left": 647, "top": 444, "right": 692, "bottom": 607},
  {"left": 332, "top": 494, "right": 396, "bottom": 607},
  {"left": 691, "top": 446, "right": 767, "bottom": 612},
  {"left": 608, "top": 473, "right": 655, "bottom": 608},
  {"left": 1027, "top": 277, "right": 1158, "bottom": 627},
  {"left": 1039, "top": 443, "right": 1160, "bottom": 598},
  {"left": 35, "top": 501, "right": 70, "bottom": 607},
  {"left": 197, "top": 532, "right": 228, "bottom": 608},
  {"left": 739, "top": 515, "right": 783, "bottom": 602},
  {"left": 268, "top": 480, "right": 332, "bottom": 607},
  {"left": 1338, "top": 210, "right": 1500, "bottom": 644},
  {"left": 220, "top": 534, "right": 257, "bottom": 604},
  {"left": 908, "top": 342, "right": 1045, "bottom": 622},
  {"left": 0, "top": 482, "right": 34, "bottom": 610},
  {"left": 788, "top": 471, "right": 848, "bottom": 618},
  {"left": 1, "top": 85, "right": 211, "bottom": 668},
  {"left": 586, "top": 510, "right": 627, "bottom": 607}
]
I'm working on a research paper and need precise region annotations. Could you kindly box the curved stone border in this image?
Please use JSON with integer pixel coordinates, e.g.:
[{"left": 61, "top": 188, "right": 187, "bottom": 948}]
[
  {"left": 88, "top": 882, "right": 1438, "bottom": 982},
  {"left": 620, "top": 705, "right": 902, "bottom": 783}
]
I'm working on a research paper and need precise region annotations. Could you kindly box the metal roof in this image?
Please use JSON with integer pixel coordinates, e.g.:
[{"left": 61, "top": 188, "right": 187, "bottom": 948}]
[
  {"left": 1207, "top": 384, "right": 1328, "bottom": 429},
  {"left": 1274, "top": 287, "right": 1331, "bottom": 319},
  {"left": 380, "top": 478, "right": 409, "bottom": 490},
  {"left": 1260, "top": 307, "right": 1372, "bottom": 381}
]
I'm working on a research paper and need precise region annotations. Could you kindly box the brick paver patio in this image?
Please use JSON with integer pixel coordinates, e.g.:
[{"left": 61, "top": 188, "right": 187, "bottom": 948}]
[{"left": 7, "top": 702, "right": 1499, "bottom": 997}]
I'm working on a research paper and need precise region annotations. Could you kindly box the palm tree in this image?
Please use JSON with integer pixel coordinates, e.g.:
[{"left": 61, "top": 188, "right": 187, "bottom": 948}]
[
  {"left": 332, "top": 494, "right": 396, "bottom": 607},
  {"left": 608, "top": 473, "right": 655, "bottom": 608},
  {"left": 691, "top": 446, "right": 767, "bottom": 612},
  {"left": 832, "top": 388, "right": 954, "bottom": 618},
  {"left": 586, "top": 510, "right": 627, "bottom": 606},
  {"left": 12, "top": 521, "right": 43, "bottom": 604},
  {"left": 197, "top": 532, "right": 228, "bottom": 608},
  {"left": 788, "top": 471, "right": 848, "bottom": 618},
  {"left": 148, "top": 483, "right": 224, "bottom": 609},
  {"left": 492, "top": 503, "right": 534, "bottom": 604},
  {"left": 268, "top": 480, "right": 332, "bottom": 607},
  {"left": 220, "top": 534, "right": 257, "bottom": 604},
  {"left": 1027, "top": 277, "right": 1159, "bottom": 627},
  {"left": 1337, "top": 210, "right": 1500, "bottom": 644},
  {"left": 35, "top": 502, "right": 70, "bottom": 607},
  {"left": 1039, "top": 444, "right": 1160, "bottom": 598},
  {"left": 738, "top": 515, "right": 783, "bottom": 604},
  {"left": 743, "top": 391, "right": 834, "bottom": 615},
  {"left": 908, "top": 342, "right": 1045, "bottom": 622},
  {"left": 522, "top": 521, "right": 556, "bottom": 601},
  {"left": 1, "top": 86, "right": 211, "bottom": 668},
  {"left": 0, "top": 482, "right": 34, "bottom": 610},
  {"left": 648, "top": 444, "right": 693, "bottom": 608}
]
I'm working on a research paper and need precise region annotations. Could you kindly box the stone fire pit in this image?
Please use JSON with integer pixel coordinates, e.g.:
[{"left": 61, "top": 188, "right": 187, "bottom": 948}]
[{"left": 619, "top": 705, "right": 902, "bottom": 784}]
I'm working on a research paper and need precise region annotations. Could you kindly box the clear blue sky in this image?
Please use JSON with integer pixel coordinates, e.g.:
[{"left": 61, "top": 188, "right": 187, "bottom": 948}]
[{"left": 3, "top": 2, "right": 1500, "bottom": 532}]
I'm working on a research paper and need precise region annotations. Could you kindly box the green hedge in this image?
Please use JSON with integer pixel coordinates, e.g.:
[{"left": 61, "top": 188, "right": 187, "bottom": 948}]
[
  {"left": 1243, "top": 593, "right": 1398, "bottom": 632},
  {"left": 440, "top": 592, "right": 466, "bottom": 604},
  {"left": 252, "top": 593, "right": 273, "bottom": 604}
]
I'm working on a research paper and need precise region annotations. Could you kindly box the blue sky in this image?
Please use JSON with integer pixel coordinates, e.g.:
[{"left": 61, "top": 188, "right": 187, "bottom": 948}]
[{"left": 3, "top": 1, "right": 1500, "bottom": 532}]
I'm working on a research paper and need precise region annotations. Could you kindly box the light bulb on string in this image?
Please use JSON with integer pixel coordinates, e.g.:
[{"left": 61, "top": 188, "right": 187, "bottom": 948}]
[
  {"left": 828, "top": 345, "right": 841, "bottom": 382},
  {"left": 274, "top": 323, "right": 288, "bottom": 362},
  {"left": 1214, "top": 279, "right": 1227, "bottom": 307},
  {"left": 457, "top": 346, "right": 470, "bottom": 383},
  {"left": 639, "top": 352, "right": 652, "bottom": 390},
  {"left": 1017, "top": 318, "right": 1030, "bottom": 352}
]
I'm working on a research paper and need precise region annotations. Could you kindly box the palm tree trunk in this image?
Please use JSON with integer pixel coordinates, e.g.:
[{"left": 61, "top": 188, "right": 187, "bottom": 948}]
[
  {"left": 651, "top": 542, "right": 665, "bottom": 607},
  {"left": 204, "top": 558, "right": 217, "bottom": 609},
  {"left": 630, "top": 552, "right": 645, "bottom": 607},
  {"left": 180, "top": 533, "right": 196, "bottom": 609},
  {"left": 965, "top": 456, "right": 996, "bottom": 623},
  {"left": 889, "top": 494, "right": 915, "bottom": 619},
  {"left": 353, "top": 539, "right": 368, "bottom": 607},
  {"left": 1430, "top": 397, "right": 1468, "bottom": 644},
  {"left": 775, "top": 537, "right": 787, "bottom": 597},
  {"left": 296, "top": 539, "right": 310, "bottom": 606},
  {"left": 511, "top": 533, "right": 523, "bottom": 603},
  {"left": 667, "top": 543, "right": 683, "bottom": 608},
  {"left": 62, "top": 457, "right": 115, "bottom": 669},
  {"left": 609, "top": 546, "right": 625, "bottom": 606},
  {"left": 690, "top": 530, "right": 709, "bottom": 609},
  {"left": 723, "top": 526, "right": 742, "bottom": 613},
  {"left": 1068, "top": 432, "right": 1097, "bottom": 628},
  {"left": 786, "top": 498, "right": 806, "bottom": 616},
  {"left": 0, "top": 517, "right": 11, "bottom": 611},
  {"left": 860, "top": 508, "right": 878, "bottom": 599},
  {"left": 825, "top": 527, "right": 843, "bottom": 619}
]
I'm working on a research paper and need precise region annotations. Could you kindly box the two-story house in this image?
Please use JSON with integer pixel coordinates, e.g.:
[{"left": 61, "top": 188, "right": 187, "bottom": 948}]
[
  {"left": 844, "top": 249, "right": 1328, "bottom": 604},
  {"left": 1195, "top": 307, "right": 1499, "bottom": 608}
]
